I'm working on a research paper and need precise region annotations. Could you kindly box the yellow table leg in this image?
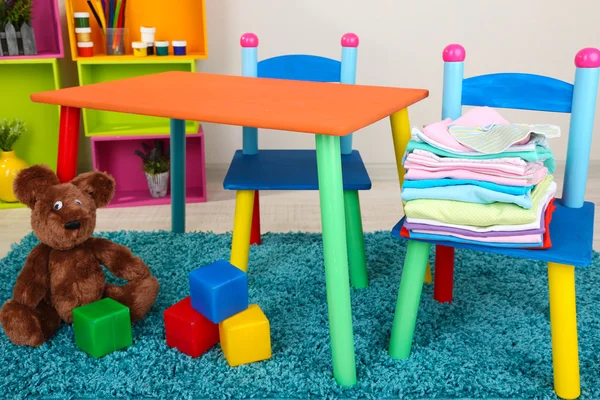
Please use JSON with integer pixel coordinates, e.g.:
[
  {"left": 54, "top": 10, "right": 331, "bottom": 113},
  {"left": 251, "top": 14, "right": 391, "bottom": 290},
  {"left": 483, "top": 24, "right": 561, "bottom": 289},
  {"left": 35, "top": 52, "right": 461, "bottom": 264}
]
[
  {"left": 390, "top": 109, "right": 432, "bottom": 284},
  {"left": 230, "top": 190, "right": 255, "bottom": 272},
  {"left": 548, "top": 262, "right": 580, "bottom": 399}
]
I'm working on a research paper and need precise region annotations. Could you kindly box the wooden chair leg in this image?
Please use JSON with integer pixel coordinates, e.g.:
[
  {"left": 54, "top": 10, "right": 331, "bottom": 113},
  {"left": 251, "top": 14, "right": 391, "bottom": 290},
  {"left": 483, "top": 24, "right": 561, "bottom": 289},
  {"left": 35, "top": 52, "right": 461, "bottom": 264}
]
[
  {"left": 548, "top": 262, "right": 580, "bottom": 399},
  {"left": 389, "top": 240, "right": 431, "bottom": 359},
  {"left": 230, "top": 190, "right": 255, "bottom": 272},
  {"left": 250, "top": 190, "right": 261, "bottom": 245},
  {"left": 344, "top": 190, "right": 368, "bottom": 289},
  {"left": 433, "top": 245, "right": 455, "bottom": 303}
]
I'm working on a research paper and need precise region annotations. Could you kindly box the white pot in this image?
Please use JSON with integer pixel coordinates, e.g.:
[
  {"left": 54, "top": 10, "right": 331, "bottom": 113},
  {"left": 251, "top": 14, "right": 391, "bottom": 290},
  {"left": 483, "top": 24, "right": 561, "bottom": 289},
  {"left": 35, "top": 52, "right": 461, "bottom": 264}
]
[{"left": 145, "top": 171, "right": 169, "bottom": 198}]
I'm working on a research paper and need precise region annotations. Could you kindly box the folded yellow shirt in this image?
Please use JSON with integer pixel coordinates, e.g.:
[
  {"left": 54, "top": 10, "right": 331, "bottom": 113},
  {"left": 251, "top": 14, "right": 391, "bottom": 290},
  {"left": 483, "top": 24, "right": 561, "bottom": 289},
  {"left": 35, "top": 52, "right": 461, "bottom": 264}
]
[{"left": 403, "top": 175, "right": 554, "bottom": 227}]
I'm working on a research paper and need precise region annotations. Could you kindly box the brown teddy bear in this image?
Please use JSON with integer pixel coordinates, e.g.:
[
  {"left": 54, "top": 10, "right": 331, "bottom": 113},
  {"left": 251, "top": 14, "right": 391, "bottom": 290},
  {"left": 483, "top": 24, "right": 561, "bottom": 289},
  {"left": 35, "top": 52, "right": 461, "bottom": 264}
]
[{"left": 0, "top": 165, "right": 160, "bottom": 347}]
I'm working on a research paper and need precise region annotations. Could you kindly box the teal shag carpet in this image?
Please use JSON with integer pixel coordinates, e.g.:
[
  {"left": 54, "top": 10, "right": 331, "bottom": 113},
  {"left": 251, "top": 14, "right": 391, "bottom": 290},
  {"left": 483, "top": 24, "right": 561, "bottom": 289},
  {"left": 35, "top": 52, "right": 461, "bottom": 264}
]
[{"left": 1, "top": 231, "right": 600, "bottom": 399}]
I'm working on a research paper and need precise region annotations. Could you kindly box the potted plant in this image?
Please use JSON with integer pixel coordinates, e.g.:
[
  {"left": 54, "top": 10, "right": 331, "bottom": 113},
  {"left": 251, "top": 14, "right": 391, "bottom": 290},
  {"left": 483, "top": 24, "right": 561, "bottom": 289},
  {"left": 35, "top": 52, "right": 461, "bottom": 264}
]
[
  {"left": 134, "top": 140, "right": 170, "bottom": 198},
  {"left": 0, "top": 0, "right": 37, "bottom": 57},
  {"left": 0, "top": 118, "right": 28, "bottom": 202}
]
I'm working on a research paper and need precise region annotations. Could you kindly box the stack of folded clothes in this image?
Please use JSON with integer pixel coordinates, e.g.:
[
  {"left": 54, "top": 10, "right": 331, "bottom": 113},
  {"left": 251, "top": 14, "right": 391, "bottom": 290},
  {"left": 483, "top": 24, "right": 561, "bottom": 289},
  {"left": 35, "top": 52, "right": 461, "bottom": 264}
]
[{"left": 400, "top": 106, "right": 559, "bottom": 249}]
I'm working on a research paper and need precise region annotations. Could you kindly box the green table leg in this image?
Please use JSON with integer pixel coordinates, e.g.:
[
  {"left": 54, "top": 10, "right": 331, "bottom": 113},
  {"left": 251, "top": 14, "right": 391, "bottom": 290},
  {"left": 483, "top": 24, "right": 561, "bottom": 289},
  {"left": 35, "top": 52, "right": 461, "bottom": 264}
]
[
  {"left": 315, "top": 134, "right": 356, "bottom": 386},
  {"left": 170, "top": 119, "right": 186, "bottom": 233},
  {"left": 389, "top": 240, "right": 431, "bottom": 359},
  {"left": 344, "top": 190, "right": 368, "bottom": 289}
]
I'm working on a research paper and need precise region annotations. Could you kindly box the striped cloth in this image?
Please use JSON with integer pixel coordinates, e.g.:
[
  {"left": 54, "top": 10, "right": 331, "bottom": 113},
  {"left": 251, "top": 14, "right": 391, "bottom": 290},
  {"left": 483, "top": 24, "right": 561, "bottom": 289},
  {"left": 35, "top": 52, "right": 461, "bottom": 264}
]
[{"left": 448, "top": 123, "right": 560, "bottom": 154}]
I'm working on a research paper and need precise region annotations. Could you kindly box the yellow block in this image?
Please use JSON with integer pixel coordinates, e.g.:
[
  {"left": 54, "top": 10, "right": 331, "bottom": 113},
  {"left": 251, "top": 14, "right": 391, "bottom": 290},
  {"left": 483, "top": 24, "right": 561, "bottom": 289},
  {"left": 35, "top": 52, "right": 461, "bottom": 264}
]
[
  {"left": 219, "top": 304, "right": 271, "bottom": 367},
  {"left": 548, "top": 262, "right": 580, "bottom": 399}
]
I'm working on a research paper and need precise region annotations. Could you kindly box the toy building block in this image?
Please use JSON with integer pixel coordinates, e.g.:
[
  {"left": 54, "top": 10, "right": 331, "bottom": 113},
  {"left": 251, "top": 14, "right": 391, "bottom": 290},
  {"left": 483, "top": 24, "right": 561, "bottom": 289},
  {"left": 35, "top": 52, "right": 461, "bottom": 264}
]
[
  {"left": 164, "top": 296, "right": 219, "bottom": 358},
  {"left": 72, "top": 298, "right": 132, "bottom": 358},
  {"left": 219, "top": 304, "right": 272, "bottom": 367},
  {"left": 189, "top": 259, "right": 248, "bottom": 323}
]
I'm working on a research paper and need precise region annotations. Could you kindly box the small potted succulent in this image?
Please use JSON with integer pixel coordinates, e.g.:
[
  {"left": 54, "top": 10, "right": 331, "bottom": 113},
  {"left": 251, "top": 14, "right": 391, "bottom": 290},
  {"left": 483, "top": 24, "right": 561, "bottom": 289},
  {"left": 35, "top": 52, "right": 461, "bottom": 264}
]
[
  {"left": 0, "top": 118, "right": 28, "bottom": 202},
  {"left": 134, "top": 140, "right": 170, "bottom": 198}
]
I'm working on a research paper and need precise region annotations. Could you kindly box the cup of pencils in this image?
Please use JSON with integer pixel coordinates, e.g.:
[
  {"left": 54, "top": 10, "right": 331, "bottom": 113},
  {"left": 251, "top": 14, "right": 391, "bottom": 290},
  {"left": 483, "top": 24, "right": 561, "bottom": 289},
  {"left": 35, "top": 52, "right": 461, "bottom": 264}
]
[{"left": 85, "top": 0, "right": 129, "bottom": 56}]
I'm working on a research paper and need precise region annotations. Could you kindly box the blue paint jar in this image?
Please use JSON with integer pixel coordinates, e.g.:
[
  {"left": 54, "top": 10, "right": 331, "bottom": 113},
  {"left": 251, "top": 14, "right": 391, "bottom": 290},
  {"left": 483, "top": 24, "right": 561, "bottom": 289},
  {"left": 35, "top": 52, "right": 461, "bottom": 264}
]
[{"left": 172, "top": 40, "right": 187, "bottom": 56}]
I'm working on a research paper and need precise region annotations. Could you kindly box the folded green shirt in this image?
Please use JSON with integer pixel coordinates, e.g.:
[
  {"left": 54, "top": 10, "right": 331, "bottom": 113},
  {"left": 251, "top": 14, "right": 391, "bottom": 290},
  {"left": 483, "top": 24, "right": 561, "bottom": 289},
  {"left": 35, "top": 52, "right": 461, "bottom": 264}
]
[
  {"left": 405, "top": 141, "right": 556, "bottom": 173},
  {"left": 403, "top": 175, "right": 554, "bottom": 227}
]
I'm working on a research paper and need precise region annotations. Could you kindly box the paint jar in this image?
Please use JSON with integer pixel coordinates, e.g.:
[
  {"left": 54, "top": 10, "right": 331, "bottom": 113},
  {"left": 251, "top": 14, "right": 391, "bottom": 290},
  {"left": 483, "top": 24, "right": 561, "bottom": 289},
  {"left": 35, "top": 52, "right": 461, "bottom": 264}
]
[
  {"left": 146, "top": 43, "right": 155, "bottom": 56},
  {"left": 77, "top": 41, "right": 94, "bottom": 57},
  {"left": 172, "top": 40, "right": 187, "bottom": 56},
  {"left": 75, "top": 27, "right": 92, "bottom": 42},
  {"left": 155, "top": 41, "right": 169, "bottom": 56},
  {"left": 74, "top": 12, "right": 90, "bottom": 28},
  {"left": 105, "top": 28, "right": 128, "bottom": 55},
  {"left": 132, "top": 41, "right": 147, "bottom": 57},
  {"left": 140, "top": 27, "right": 156, "bottom": 43}
]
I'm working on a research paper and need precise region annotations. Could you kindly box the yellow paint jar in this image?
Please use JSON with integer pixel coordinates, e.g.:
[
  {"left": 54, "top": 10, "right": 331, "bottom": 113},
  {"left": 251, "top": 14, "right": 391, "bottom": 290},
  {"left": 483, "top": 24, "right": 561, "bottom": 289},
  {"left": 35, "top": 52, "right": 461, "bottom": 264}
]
[
  {"left": 132, "top": 41, "right": 148, "bottom": 57},
  {"left": 75, "top": 27, "right": 92, "bottom": 42}
]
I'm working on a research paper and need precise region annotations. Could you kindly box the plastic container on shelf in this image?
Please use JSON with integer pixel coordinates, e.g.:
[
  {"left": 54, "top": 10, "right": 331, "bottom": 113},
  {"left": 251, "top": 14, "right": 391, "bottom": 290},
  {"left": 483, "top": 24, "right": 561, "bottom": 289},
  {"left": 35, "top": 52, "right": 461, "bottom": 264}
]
[
  {"left": 172, "top": 41, "right": 187, "bottom": 56},
  {"left": 146, "top": 43, "right": 155, "bottom": 56},
  {"left": 75, "top": 27, "right": 92, "bottom": 42},
  {"left": 77, "top": 41, "right": 94, "bottom": 57},
  {"left": 132, "top": 42, "right": 148, "bottom": 57},
  {"left": 74, "top": 12, "right": 90, "bottom": 28},
  {"left": 140, "top": 27, "right": 156, "bottom": 43},
  {"left": 155, "top": 41, "right": 169, "bottom": 56}
]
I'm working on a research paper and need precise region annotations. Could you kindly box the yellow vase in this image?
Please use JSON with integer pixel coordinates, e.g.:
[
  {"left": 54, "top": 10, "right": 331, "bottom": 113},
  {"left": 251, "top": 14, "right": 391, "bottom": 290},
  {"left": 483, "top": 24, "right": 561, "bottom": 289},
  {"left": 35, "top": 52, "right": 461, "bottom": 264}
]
[{"left": 0, "top": 151, "right": 28, "bottom": 203}]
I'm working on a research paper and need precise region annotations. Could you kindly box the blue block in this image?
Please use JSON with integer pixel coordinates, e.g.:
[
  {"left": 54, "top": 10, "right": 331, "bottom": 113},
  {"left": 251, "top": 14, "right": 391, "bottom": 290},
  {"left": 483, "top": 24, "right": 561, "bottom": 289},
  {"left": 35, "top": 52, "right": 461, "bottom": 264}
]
[
  {"left": 392, "top": 199, "right": 595, "bottom": 267},
  {"left": 189, "top": 260, "right": 249, "bottom": 323},
  {"left": 223, "top": 149, "right": 371, "bottom": 191}
]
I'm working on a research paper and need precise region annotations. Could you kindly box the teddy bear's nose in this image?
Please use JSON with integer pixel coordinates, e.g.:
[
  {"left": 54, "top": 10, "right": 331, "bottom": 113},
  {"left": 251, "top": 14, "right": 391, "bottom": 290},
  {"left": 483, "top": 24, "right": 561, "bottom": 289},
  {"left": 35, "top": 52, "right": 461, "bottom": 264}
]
[{"left": 64, "top": 220, "right": 81, "bottom": 230}]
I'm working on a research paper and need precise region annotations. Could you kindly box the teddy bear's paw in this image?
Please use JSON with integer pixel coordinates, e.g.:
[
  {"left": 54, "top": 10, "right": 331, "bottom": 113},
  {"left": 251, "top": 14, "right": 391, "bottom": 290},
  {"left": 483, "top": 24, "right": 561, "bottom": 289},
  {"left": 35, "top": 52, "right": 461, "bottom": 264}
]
[
  {"left": 104, "top": 275, "right": 159, "bottom": 322},
  {"left": 0, "top": 300, "right": 46, "bottom": 347}
]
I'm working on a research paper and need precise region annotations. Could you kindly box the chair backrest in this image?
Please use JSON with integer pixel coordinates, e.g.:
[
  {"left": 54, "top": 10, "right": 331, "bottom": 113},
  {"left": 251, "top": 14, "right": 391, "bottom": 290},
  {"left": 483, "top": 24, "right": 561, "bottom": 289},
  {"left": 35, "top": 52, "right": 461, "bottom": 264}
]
[
  {"left": 441, "top": 44, "right": 600, "bottom": 209},
  {"left": 239, "top": 32, "right": 359, "bottom": 156}
]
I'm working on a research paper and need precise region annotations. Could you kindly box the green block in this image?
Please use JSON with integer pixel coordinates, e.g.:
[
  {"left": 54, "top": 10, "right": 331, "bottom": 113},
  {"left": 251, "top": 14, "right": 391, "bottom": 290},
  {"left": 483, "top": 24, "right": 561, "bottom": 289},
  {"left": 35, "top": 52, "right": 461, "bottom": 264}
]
[{"left": 72, "top": 298, "right": 132, "bottom": 358}]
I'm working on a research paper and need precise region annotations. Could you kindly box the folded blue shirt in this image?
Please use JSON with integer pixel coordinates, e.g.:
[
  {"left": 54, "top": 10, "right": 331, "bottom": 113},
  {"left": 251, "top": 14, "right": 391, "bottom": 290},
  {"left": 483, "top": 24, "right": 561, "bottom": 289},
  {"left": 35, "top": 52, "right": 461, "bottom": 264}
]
[
  {"left": 402, "top": 184, "right": 532, "bottom": 208},
  {"left": 406, "top": 231, "right": 543, "bottom": 248},
  {"left": 402, "top": 178, "right": 534, "bottom": 196}
]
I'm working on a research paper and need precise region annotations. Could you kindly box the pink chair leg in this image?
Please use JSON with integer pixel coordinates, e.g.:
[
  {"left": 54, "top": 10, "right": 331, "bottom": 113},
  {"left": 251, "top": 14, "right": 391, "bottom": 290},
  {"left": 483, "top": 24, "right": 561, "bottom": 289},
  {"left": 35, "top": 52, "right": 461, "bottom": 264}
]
[{"left": 433, "top": 245, "right": 455, "bottom": 303}]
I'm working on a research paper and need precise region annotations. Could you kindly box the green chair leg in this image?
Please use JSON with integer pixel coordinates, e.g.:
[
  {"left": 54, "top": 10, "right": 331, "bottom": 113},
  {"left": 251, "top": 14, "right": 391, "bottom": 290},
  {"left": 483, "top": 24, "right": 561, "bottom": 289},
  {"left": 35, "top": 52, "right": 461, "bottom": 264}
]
[
  {"left": 389, "top": 240, "right": 431, "bottom": 359},
  {"left": 344, "top": 190, "right": 368, "bottom": 289}
]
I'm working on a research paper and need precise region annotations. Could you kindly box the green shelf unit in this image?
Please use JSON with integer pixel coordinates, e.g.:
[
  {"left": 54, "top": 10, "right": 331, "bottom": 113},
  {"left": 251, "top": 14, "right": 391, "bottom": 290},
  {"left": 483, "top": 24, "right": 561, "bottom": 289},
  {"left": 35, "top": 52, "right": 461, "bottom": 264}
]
[
  {"left": 0, "top": 58, "right": 61, "bottom": 210},
  {"left": 77, "top": 59, "right": 198, "bottom": 136}
]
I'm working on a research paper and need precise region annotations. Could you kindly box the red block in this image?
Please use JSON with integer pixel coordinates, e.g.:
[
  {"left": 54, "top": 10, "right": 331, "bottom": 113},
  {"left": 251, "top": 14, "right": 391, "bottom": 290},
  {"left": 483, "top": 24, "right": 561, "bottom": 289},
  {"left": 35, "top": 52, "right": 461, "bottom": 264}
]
[{"left": 164, "top": 296, "right": 219, "bottom": 358}]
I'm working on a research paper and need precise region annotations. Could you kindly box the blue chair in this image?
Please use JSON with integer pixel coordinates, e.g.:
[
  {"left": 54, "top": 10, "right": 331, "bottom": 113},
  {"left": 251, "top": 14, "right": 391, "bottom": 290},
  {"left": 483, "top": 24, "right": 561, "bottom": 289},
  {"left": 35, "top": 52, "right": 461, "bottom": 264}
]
[
  {"left": 389, "top": 44, "right": 600, "bottom": 399},
  {"left": 224, "top": 33, "right": 371, "bottom": 290}
]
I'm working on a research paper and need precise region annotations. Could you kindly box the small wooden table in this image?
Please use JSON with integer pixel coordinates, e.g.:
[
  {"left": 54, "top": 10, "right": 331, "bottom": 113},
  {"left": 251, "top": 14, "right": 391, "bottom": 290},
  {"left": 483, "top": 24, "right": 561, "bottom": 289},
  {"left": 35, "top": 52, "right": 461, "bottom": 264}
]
[{"left": 31, "top": 71, "right": 428, "bottom": 386}]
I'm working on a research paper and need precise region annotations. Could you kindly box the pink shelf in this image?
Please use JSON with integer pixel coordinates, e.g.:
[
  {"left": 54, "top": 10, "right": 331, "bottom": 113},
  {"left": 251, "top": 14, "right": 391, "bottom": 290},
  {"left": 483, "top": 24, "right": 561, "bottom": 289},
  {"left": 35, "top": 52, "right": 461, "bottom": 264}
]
[
  {"left": 91, "top": 129, "right": 206, "bottom": 208},
  {"left": 1, "top": 0, "right": 64, "bottom": 60}
]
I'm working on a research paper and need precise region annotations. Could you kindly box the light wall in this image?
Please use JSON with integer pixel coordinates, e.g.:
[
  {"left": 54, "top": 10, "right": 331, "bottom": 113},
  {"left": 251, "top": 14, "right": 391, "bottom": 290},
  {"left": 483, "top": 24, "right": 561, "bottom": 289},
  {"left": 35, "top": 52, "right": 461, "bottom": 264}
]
[{"left": 57, "top": 0, "right": 600, "bottom": 170}]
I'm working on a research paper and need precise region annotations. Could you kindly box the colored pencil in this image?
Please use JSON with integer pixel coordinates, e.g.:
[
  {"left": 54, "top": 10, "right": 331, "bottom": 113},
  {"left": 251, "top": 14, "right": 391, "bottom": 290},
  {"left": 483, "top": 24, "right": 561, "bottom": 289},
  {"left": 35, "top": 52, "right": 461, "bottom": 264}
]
[
  {"left": 95, "top": 0, "right": 107, "bottom": 34},
  {"left": 86, "top": 0, "right": 103, "bottom": 29}
]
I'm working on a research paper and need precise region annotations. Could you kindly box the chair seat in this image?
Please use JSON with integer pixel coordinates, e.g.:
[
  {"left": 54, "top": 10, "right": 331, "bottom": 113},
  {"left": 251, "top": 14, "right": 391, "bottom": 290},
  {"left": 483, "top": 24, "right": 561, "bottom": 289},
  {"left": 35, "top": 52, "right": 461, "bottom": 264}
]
[
  {"left": 223, "top": 149, "right": 372, "bottom": 191},
  {"left": 392, "top": 199, "right": 595, "bottom": 267}
]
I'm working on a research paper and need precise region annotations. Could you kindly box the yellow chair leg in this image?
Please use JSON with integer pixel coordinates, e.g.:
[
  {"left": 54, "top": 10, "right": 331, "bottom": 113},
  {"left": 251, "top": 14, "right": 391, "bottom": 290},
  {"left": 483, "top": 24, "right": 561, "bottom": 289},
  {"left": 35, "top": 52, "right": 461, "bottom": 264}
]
[
  {"left": 230, "top": 190, "right": 255, "bottom": 272},
  {"left": 424, "top": 263, "right": 432, "bottom": 283},
  {"left": 390, "top": 109, "right": 432, "bottom": 285},
  {"left": 548, "top": 262, "right": 580, "bottom": 399}
]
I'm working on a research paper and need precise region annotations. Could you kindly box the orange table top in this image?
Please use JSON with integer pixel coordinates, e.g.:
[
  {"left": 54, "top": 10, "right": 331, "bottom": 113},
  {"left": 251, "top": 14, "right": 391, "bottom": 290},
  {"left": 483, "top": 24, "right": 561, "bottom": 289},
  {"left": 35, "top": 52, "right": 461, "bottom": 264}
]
[{"left": 31, "top": 71, "right": 428, "bottom": 136}]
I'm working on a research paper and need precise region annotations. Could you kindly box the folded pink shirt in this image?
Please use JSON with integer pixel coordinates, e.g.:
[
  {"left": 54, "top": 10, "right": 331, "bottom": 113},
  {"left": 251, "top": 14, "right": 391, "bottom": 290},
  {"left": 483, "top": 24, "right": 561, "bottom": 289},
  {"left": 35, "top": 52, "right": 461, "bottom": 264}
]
[
  {"left": 405, "top": 150, "right": 543, "bottom": 177},
  {"left": 405, "top": 165, "right": 548, "bottom": 186},
  {"left": 421, "top": 107, "right": 529, "bottom": 152}
]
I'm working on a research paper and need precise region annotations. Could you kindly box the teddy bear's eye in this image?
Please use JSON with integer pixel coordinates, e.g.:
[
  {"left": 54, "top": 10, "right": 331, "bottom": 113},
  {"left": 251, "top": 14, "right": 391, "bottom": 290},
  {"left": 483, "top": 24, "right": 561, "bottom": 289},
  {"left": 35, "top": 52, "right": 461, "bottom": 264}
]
[
  {"left": 53, "top": 201, "right": 63, "bottom": 211},
  {"left": 75, "top": 199, "right": 82, "bottom": 206}
]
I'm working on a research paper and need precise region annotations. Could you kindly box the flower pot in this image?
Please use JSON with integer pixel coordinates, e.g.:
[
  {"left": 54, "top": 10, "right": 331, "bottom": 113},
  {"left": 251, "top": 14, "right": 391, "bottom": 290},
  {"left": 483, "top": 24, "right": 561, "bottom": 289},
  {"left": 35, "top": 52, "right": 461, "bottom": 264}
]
[
  {"left": 0, "top": 150, "right": 28, "bottom": 202},
  {"left": 145, "top": 171, "right": 169, "bottom": 198}
]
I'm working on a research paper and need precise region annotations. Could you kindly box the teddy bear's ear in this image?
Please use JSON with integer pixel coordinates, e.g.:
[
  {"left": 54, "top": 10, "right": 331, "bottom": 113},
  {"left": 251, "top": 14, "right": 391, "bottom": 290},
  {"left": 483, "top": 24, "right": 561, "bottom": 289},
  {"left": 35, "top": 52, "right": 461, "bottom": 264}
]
[
  {"left": 13, "top": 165, "right": 60, "bottom": 208},
  {"left": 70, "top": 171, "right": 115, "bottom": 208}
]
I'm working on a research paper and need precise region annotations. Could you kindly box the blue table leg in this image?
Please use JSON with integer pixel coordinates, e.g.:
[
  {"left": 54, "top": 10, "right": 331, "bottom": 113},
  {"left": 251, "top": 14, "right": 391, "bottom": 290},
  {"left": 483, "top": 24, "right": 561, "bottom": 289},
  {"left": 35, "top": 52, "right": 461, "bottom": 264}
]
[{"left": 170, "top": 119, "right": 186, "bottom": 233}]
